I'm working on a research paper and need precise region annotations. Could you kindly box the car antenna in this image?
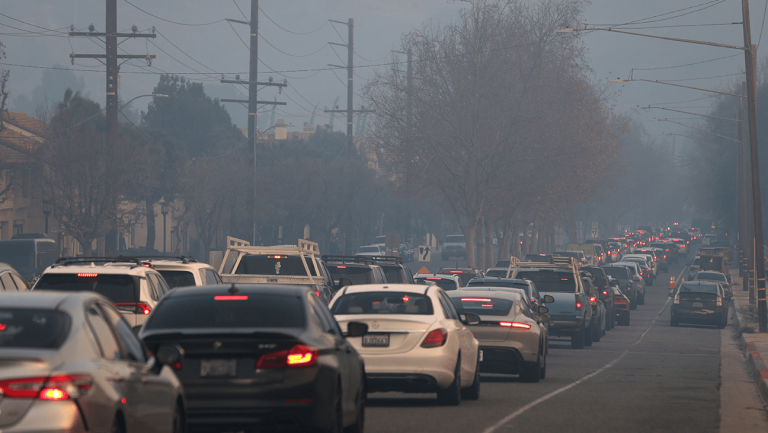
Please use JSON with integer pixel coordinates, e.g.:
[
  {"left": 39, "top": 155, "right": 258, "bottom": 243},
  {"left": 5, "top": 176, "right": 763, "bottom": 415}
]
[{"left": 228, "top": 284, "right": 239, "bottom": 294}]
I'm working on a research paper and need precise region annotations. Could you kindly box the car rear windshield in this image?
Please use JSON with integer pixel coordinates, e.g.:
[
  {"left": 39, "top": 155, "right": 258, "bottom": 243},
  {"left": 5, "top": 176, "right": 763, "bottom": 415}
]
[
  {"left": 603, "top": 267, "right": 629, "bottom": 280},
  {"left": 450, "top": 296, "right": 514, "bottom": 316},
  {"left": 158, "top": 270, "right": 197, "bottom": 289},
  {"left": 695, "top": 272, "right": 726, "bottom": 282},
  {"left": 415, "top": 278, "right": 457, "bottom": 291},
  {"left": 235, "top": 255, "right": 318, "bottom": 276},
  {"left": 699, "top": 256, "right": 724, "bottom": 271},
  {"left": 467, "top": 280, "right": 528, "bottom": 293},
  {"left": 144, "top": 294, "right": 305, "bottom": 329},
  {"left": 678, "top": 283, "right": 719, "bottom": 294},
  {"left": 328, "top": 266, "right": 374, "bottom": 285},
  {"left": 379, "top": 265, "right": 406, "bottom": 283},
  {"left": 35, "top": 274, "right": 139, "bottom": 304},
  {"left": 514, "top": 271, "right": 576, "bottom": 293},
  {"left": 445, "top": 235, "right": 465, "bottom": 243},
  {"left": 0, "top": 308, "right": 71, "bottom": 349},
  {"left": 358, "top": 246, "right": 379, "bottom": 253},
  {"left": 484, "top": 269, "right": 508, "bottom": 278},
  {"left": 524, "top": 255, "right": 551, "bottom": 262},
  {"left": 331, "top": 292, "right": 433, "bottom": 315}
]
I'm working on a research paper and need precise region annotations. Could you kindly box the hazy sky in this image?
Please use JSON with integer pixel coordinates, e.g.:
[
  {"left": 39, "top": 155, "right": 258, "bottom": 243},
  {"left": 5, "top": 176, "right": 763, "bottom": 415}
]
[{"left": 1, "top": 0, "right": 762, "bottom": 143}]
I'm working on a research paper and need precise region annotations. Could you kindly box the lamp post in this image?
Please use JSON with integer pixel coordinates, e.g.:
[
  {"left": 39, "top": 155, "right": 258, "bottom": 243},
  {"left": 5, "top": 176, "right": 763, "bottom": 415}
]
[
  {"left": 161, "top": 201, "right": 169, "bottom": 255},
  {"left": 42, "top": 200, "right": 51, "bottom": 235}
]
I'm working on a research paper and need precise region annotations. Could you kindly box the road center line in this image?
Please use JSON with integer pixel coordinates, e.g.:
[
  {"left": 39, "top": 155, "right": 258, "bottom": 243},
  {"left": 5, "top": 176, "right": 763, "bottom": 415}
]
[{"left": 482, "top": 265, "right": 683, "bottom": 433}]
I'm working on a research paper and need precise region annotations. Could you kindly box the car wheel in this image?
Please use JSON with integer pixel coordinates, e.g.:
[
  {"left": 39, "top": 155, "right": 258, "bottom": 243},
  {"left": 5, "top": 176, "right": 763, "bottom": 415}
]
[
  {"left": 630, "top": 298, "right": 637, "bottom": 310},
  {"left": 437, "top": 358, "right": 461, "bottom": 406},
  {"left": 520, "top": 356, "right": 541, "bottom": 383},
  {"left": 346, "top": 383, "right": 365, "bottom": 433},
  {"left": 461, "top": 352, "right": 480, "bottom": 400},
  {"left": 671, "top": 315, "right": 679, "bottom": 327},
  {"left": 637, "top": 293, "right": 645, "bottom": 306},
  {"left": 571, "top": 323, "right": 585, "bottom": 349},
  {"left": 172, "top": 403, "right": 184, "bottom": 433},
  {"left": 592, "top": 319, "right": 602, "bottom": 342},
  {"left": 584, "top": 322, "right": 593, "bottom": 347},
  {"left": 110, "top": 415, "right": 125, "bottom": 433}
]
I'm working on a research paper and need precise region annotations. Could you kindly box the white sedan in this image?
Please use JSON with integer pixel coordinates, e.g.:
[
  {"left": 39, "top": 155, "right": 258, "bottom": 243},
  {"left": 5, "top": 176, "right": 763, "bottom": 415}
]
[{"left": 330, "top": 283, "right": 481, "bottom": 405}]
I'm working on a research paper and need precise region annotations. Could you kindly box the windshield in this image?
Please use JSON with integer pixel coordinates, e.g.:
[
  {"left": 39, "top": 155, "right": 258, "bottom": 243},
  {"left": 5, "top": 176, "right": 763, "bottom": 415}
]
[
  {"left": 695, "top": 272, "right": 726, "bottom": 282},
  {"left": 380, "top": 265, "right": 406, "bottom": 283},
  {"left": 35, "top": 274, "right": 139, "bottom": 304},
  {"left": 157, "top": 270, "right": 197, "bottom": 289},
  {"left": 0, "top": 242, "right": 35, "bottom": 277},
  {"left": 235, "top": 255, "right": 318, "bottom": 276},
  {"left": 678, "top": 283, "right": 719, "bottom": 294},
  {"left": 450, "top": 296, "right": 515, "bottom": 316},
  {"left": 603, "top": 267, "right": 629, "bottom": 280},
  {"left": 331, "top": 292, "right": 434, "bottom": 315},
  {"left": 328, "top": 266, "right": 374, "bottom": 285},
  {"left": 514, "top": 271, "right": 576, "bottom": 293},
  {"left": 358, "top": 246, "right": 380, "bottom": 253},
  {"left": 700, "top": 256, "right": 724, "bottom": 271},
  {"left": 415, "top": 277, "right": 457, "bottom": 291},
  {"left": 445, "top": 235, "right": 465, "bottom": 243},
  {"left": 485, "top": 269, "right": 508, "bottom": 278},
  {"left": 145, "top": 293, "right": 305, "bottom": 329},
  {"left": 0, "top": 309, "right": 71, "bottom": 349}
]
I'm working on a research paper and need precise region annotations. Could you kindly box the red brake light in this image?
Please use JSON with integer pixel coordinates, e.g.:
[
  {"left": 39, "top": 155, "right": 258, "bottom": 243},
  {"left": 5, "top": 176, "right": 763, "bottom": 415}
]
[
  {"left": 602, "top": 290, "right": 608, "bottom": 295},
  {"left": 461, "top": 298, "right": 492, "bottom": 302},
  {"left": 590, "top": 296, "right": 597, "bottom": 303},
  {"left": 336, "top": 265, "right": 347, "bottom": 269},
  {"left": 77, "top": 273, "right": 97, "bottom": 278},
  {"left": 539, "top": 254, "right": 547, "bottom": 256},
  {"left": 115, "top": 302, "right": 152, "bottom": 315},
  {"left": 575, "top": 295, "right": 582, "bottom": 309},
  {"left": 449, "top": 270, "right": 463, "bottom": 273},
  {"left": 214, "top": 296, "right": 249, "bottom": 301},
  {"left": 256, "top": 344, "right": 319, "bottom": 369},
  {"left": 0, "top": 323, "right": 5, "bottom": 331},
  {"left": 0, "top": 375, "right": 92, "bottom": 400},
  {"left": 421, "top": 328, "right": 448, "bottom": 348},
  {"left": 499, "top": 322, "right": 531, "bottom": 330},
  {"left": 267, "top": 255, "right": 286, "bottom": 259},
  {"left": 426, "top": 277, "right": 442, "bottom": 280},
  {"left": 403, "top": 295, "right": 410, "bottom": 303},
  {"left": 315, "top": 291, "right": 322, "bottom": 297}
]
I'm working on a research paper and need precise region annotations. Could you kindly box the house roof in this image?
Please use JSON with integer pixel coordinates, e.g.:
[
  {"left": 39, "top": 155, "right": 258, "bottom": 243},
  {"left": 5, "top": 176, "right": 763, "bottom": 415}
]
[{"left": 0, "top": 112, "right": 45, "bottom": 163}]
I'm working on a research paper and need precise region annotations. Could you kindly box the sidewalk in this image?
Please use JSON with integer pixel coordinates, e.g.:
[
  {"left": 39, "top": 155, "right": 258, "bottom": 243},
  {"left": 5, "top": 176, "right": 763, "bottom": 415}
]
[{"left": 731, "top": 271, "right": 768, "bottom": 404}]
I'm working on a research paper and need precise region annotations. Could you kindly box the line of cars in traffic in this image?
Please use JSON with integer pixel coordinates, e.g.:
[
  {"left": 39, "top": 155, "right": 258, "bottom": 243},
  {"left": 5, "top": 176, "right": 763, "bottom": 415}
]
[{"left": 0, "top": 227, "right": 698, "bottom": 433}]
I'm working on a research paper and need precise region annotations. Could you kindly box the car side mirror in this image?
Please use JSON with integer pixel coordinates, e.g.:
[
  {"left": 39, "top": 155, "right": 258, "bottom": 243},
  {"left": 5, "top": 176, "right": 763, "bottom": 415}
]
[
  {"left": 538, "top": 305, "right": 549, "bottom": 315},
  {"left": 156, "top": 344, "right": 184, "bottom": 367},
  {"left": 346, "top": 322, "right": 368, "bottom": 337},
  {"left": 463, "top": 312, "right": 481, "bottom": 326},
  {"left": 338, "top": 278, "right": 352, "bottom": 289},
  {"left": 540, "top": 314, "right": 550, "bottom": 323},
  {"left": 542, "top": 295, "right": 555, "bottom": 303}
]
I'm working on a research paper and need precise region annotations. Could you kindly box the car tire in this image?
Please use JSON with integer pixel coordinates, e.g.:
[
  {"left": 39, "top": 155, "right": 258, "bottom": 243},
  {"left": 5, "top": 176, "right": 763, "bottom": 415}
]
[
  {"left": 637, "top": 293, "right": 645, "bottom": 306},
  {"left": 172, "top": 403, "right": 184, "bottom": 433},
  {"left": 461, "top": 352, "right": 481, "bottom": 400},
  {"left": 520, "top": 356, "right": 541, "bottom": 383},
  {"left": 540, "top": 349, "right": 547, "bottom": 379},
  {"left": 592, "top": 319, "right": 602, "bottom": 342},
  {"left": 110, "top": 415, "right": 125, "bottom": 433},
  {"left": 571, "top": 323, "right": 585, "bottom": 349},
  {"left": 619, "top": 313, "right": 630, "bottom": 326},
  {"left": 671, "top": 315, "right": 679, "bottom": 327},
  {"left": 584, "top": 323, "right": 593, "bottom": 347},
  {"left": 630, "top": 298, "right": 637, "bottom": 310},
  {"left": 437, "top": 358, "right": 461, "bottom": 406}
]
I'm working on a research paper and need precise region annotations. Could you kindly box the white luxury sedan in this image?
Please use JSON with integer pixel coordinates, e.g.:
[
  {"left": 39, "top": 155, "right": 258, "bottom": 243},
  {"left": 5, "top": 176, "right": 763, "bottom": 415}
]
[{"left": 329, "top": 283, "right": 481, "bottom": 405}]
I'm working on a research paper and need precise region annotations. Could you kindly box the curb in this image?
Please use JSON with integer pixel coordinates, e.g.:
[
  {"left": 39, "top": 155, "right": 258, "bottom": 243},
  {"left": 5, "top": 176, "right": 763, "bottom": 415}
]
[{"left": 733, "top": 297, "right": 768, "bottom": 404}]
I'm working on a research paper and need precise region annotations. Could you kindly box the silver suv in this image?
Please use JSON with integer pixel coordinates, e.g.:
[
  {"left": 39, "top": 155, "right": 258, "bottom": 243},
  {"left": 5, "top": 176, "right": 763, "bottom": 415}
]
[
  {"left": 121, "top": 255, "right": 222, "bottom": 288},
  {"left": 33, "top": 257, "right": 172, "bottom": 330}
]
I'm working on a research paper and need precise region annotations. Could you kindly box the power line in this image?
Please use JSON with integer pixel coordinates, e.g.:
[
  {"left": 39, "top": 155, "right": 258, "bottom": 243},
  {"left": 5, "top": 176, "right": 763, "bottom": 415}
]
[
  {"left": 259, "top": 33, "right": 328, "bottom": 58},
  {"left": 759, "top": 0, "right": 768, "bottom": 48},
  {"left": 0, "top": 12, "right": 68, "bottom": 34},
  {"left": 123, "top": 0, "right": 226, "bottom": 26},
  {"left": 655, "top": 72, "right": 744, "bottom": 82},
  {"left": 610, "top": 22, "right": 741, "bottom": 30},
  {"left": 259, "top": 7, "right": 326, "bottom": 35},
  {"left": 586, "top": 0, "right": 726, "bottom": 28},
  {"left": 632, "top": 53, "right": 742, "bottom": 71},
  {"left": 232, "top": 0, "right": 249, "bottom": 22}
]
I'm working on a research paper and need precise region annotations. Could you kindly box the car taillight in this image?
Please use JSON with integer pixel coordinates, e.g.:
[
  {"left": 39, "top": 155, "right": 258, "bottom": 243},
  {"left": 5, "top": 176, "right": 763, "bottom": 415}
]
[
  {"left": 575, "top": 295, "right": 582, "bottom": 309},
  {"left": 673, "top": 293, "right": 680, "bottom": 305},
  {"left": 256, "top": 344, "right": 319, "bottom": 369},
  {"left": 590, "top": 296, "right": 597, "bottom": 306},
  {"left": 115, "top": 302, "right": 151, "bottom": 315},
  {"left": 0, "top": 375, "right": 92, "bottom": 400},
  {"left": 499, "top": 322, "right": 531, "bottom": 330},
  {"left": 421, "top": 328, "right": 448, "bottom": 348},
  {"left": 716, "top": 296, "right": 722, "bottom": 307},
  {"left": 315, "top": 291, "right": 322, "bottom": 297},
  {"left": 663, "top": 255, "right": 667, "bottom": 259},
  {"left": 602, "top": 290, "right": 608, "bottom": 295}
]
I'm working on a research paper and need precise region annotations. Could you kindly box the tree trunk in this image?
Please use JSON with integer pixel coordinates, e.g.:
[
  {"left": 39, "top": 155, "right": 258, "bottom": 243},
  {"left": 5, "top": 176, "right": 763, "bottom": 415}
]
[
  {"left": 501, "top": 220, "right": 512, "bottom": 260},
  {"left": 476, "top": 216, "right": 485, "bottom": 270},
  {"left": 145, "top": 198, "right": 156, "bottom": 253},
  {"left": 461, "top": 223, "right": 478, "bottom": 268},
  {"left": 485, "top": 216, "right": 494, "bottom": 268},
  {"left": 81, "top": 239, "right": 93, "bottom": 256}
]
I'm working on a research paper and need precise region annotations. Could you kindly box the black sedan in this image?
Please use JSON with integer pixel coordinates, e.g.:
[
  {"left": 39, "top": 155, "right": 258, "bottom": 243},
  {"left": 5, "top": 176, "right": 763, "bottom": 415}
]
[
  {"left": 670, "top": 281, "right": 728, "bottom": 328},
  {"left": 140, "top": 284, "right": 367, "bottom": 433}
]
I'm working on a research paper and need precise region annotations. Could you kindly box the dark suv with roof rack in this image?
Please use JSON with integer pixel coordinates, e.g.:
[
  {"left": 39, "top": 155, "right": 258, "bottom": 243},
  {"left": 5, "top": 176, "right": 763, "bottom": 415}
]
[{"left": 322, "top": 255, "right": 389, "bottom": 289}]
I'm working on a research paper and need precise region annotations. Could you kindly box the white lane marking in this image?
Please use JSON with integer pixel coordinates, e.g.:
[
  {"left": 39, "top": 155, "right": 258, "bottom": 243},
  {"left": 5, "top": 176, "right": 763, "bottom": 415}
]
[{"left": 482, "top": 265, "right": 680, "bottom": 433}]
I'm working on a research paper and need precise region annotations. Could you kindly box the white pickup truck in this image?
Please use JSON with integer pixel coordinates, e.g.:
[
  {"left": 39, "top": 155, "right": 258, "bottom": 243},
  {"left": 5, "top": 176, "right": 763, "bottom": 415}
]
[{"left": 216, "top": 237, "right": 336, "bottom": 303}]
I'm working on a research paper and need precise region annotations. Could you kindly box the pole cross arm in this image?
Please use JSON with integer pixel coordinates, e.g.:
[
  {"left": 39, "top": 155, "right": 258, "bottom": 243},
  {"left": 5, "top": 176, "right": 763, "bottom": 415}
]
[
  {"left": 221, "top": 99, "right": 287, "bottom": 105},
  {"left": 324, "top": 109, "right": 375, "bottom": 113},
  {"left": 69, "top": 32, "right": 156, "bottom": 38},
  {"left": 70, "top": 54, "right": 156, "bottom": 59},
  {"left": 220, "top": 79, "right": 287, "bottom": 87}
]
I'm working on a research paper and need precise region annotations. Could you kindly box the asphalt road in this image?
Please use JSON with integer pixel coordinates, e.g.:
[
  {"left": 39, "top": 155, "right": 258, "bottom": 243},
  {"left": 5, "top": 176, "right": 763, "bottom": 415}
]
[{"left": 373, "top": 257, "right": 761, "bottom": 433}]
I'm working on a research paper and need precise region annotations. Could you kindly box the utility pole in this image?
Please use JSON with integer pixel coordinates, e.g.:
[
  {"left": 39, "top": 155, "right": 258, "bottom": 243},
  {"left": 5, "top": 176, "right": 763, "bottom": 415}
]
[
  {"left": 742, "top": 0, "right": 766, "bottom": 331},
  {"left": 326, "top": 18, "right": 374, "bottom": 159},
  {"left": 69, "top": 0, "right": 156, "bottom": 147},
  {"left": 221, "top": 0, "right": 287, "bottom": 246}
]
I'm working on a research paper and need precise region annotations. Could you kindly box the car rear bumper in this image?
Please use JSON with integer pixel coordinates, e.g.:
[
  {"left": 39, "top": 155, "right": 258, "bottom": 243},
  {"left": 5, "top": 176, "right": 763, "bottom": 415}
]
[
  {"left": 367, "top": 373, "right": 439, "bottom": 393},
  {"left": 478, "top": 346, "right": 524, "bottom": 374},
  {"left": 361, "top": 349, "right": 456, "bottom": 391},
  {"left": 672, "top": 307, "right": 726, "bottom": 322},
  {"left": 2, "top": 400, "right": 86, "bottom": 433}
]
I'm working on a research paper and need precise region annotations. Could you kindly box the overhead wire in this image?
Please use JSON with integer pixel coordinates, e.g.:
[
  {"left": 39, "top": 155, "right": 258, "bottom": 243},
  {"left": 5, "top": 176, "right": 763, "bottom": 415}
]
[
  {"left": 232, "top": 0, "right": 249, "bottom": 22},
  {"left": 759, "top": 0, "right": 768, "bottom": 48},
  {"left": 259, "top": 7, "right": 326, "bottom": 35},
  {"left": 259, "top": 33, "right": 328, "bottom": 58},
  {"left": 654, "top": 72, "right": 744, "bottom": 82},
  {"left": 0, "top": 12, "right": 69, "bottom": 34},
  {"left": 586, "top": 0, "right": 726, "bottom": 28},
  {"left": 123, "top": 0, "right": 226, "bottom": 26},
  {"left": 632, "top": 53, "right": 742, "bottom": 71}
]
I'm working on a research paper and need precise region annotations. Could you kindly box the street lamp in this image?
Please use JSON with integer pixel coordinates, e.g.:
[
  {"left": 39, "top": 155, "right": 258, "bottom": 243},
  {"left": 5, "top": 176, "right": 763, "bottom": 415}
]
[
  {"left": 160, "top": 201, "right": 169, "bottom": 255},
  {"left": 42, "top": 200, "right": 51, "bottom": 235}
]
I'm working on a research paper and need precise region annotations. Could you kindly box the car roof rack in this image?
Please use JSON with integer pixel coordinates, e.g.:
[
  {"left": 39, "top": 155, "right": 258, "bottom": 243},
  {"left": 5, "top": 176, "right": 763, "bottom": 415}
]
[
  {"left": 53, "top": 256, "right": 147, "bottom": 268},
  {"left": 115, "top": 255, "right": 198, "bottom": 264},
  {"left": 322, "top": 255, "right": 402, "bottom": 265}
]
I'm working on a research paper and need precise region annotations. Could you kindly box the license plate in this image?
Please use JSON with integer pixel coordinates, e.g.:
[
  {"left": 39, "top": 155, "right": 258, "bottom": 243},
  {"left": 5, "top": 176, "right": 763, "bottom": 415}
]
[
  {"left": 479, "top": 350, "right": 483, "bottom": 362},
  {"left": 200, "top": 359, "right": 237, "bottom": 377},
  {"left": 693, "top": 302, "right": 703, "bottom": 308},
  {"left": 362, "top": 334, "right": 389, "bottom": 347}
]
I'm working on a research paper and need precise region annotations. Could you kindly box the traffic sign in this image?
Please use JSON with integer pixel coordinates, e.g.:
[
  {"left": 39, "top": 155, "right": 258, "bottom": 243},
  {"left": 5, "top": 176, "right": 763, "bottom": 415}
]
[
  {"left": 592, "top": 221, "right": 599, "bottom": 229},
  {"left": 51, "top": 227, "right": 63, "bottom": 233},
  {"left": 418, "top": 246, "right": 431, "bottom": 262},
  {"left": 591, "top": 229, "right": 599, "bottom": 238}
]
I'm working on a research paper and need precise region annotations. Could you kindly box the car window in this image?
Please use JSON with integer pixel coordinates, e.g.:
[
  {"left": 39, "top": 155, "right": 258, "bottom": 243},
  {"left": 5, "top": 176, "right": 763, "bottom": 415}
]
[
  {"left": 205, "top": 269, "right": 221, "bottom": 285},
  {"left": 85, "top": 304, "right": 121, "bottom": 360},
  {"left": 450, "top": 295, "right": 514, "bottom": 316},
  {"left": 100, "top": 303, "right": 147, "bottom": 363},
  {"left": 0, "top": 308, "right": 71, "bottom": 348},
  {"left": 158, "top": 270, "right": 197, "bottom": 289},
  {"left": 154, "top": 273, "right": 171, "bottom": 294},
  {"left": 10, "top": 273, "right": 27, "bottom": 291},
  {"left": 146, "top": 275, "right": 160, "bottom": 301},
  {"left": 331, "top": 292, "right": 434, "bottom": 315},
  {"left": 1, "top": 273, "right": 16, "bottom": 292},
  {"left": 439, "top": 291, "right": 461, "bottom": 320},
  {"left": 311, "top": 298, "right": 335, "bottom": 334}
]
